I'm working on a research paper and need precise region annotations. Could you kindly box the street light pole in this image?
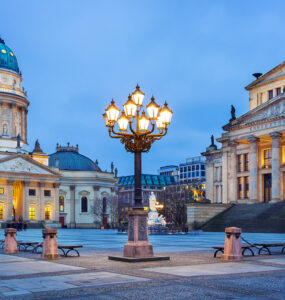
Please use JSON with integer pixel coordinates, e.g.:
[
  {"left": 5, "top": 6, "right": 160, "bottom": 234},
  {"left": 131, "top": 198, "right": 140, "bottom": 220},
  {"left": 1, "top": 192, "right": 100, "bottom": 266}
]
[{"left": 103, "top": 85, "right": 173, "bottom": 258}]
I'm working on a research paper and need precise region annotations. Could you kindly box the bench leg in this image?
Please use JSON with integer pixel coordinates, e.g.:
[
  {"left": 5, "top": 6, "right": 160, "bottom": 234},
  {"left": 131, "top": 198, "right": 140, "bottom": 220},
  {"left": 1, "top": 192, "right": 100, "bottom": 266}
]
[
  {"left": 214, "top": 249, "right": 223, "bottom": 258},
  {"left": 258, "top": 247, "right": 271, "bottom": 255},
  {"left": 242, "top": 248, "right": 254, "bottom": 256},
  {"left": 58, "top": 248, "right": 66, "bottom": 256},
  {"left": 282, "top": 247, "right": 285, "bottom": 254},
  {"left": 66, "top": 249, "right": 80, "bottom": 257}
]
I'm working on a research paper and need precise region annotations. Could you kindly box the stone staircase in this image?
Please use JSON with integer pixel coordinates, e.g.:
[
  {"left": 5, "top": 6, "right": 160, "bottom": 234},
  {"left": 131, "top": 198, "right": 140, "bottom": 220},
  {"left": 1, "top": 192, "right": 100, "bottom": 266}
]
[{"left": 200, "top": 202, "right": 285, "bottom": 233}]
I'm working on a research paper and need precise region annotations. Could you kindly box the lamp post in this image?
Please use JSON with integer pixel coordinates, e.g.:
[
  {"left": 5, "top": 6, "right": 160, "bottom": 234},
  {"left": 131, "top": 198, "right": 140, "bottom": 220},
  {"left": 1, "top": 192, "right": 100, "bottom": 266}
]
[{"left": 103, "top": 85, "right": 173, "bottom": 258}]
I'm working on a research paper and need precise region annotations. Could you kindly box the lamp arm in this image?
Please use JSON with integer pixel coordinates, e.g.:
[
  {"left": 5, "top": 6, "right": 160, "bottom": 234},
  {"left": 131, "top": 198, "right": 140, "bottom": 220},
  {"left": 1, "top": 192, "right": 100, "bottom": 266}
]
[
  {"left": 109, "top": 127, "right": 133, "bottom": 138},
  {"left": 148, "top": 127, "right": 168, "bottom": 138},
  {"left": 129, "top": 121, "right": 137, "bottom": 136},
  {"left": 108, "top": 128, "right": 122, "bottom": 139}
]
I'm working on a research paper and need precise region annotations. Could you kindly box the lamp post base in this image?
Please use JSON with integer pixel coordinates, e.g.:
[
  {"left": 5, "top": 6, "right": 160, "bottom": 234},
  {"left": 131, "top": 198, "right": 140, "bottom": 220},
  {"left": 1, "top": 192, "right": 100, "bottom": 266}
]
[{"left": 123, "top": 208, "right": 154, "bottom": 258}]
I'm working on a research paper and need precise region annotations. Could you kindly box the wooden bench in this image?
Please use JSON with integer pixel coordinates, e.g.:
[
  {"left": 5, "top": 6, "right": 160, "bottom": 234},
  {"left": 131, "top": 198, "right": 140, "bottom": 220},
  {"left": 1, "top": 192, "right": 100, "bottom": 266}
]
[
  {"left": 254, "top": 243, "right": 285, "bottom": 255},
  {"left": 18, "top": 242, "right": 39, "bottom": 252},
  {"left": 33, "top": 244, "right": 83, "bottom": 257},
  {"left": 58, "top": 245, "right": 83, "bottom": 257},
  {"left": 212, "top": 245, "right": 254, "bottom": 258}
]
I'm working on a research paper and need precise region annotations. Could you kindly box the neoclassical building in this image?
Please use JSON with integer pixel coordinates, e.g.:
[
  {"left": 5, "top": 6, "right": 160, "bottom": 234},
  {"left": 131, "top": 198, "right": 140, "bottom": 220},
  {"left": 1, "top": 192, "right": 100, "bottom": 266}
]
[
  {"left": 203, "top": 62, "right": 285, "bottom": 204},
  {"left": 0, "top": 37, "right": 117, "bottom": 228}
]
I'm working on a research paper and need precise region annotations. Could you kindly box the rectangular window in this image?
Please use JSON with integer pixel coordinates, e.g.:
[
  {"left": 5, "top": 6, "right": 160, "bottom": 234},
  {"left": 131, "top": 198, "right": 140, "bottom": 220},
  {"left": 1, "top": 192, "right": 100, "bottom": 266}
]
[
  {"left": 192, "top": 171, "right": 195, "bottom": 177},
  {"left": 268, "top": 90, "right": 273, "bottom": 100},
  {"left": 277, "top": 87, "right": 281, "bottom": 96},
  {"left": 245, "top": 176, "right": 249, "bottom": 198},
  {"left": 0, "top": 187, "right": 4, "bottom": 195},
  {"left": 188, "top": 166, "right": 191, "bottom": 172},
  {"left": 59, "top": 196, "right": 64, "bottom": 212},
  {"left": 183, "top": 167, "right": 186, "bottom": 172},
  {"left": 244, "top": 153, "right": 249, "bottom": 171},
  {"left": 201, "top": 171, "right": 205, "bottom": 177},
  {"left": 196, "top": 171, "right": 199, "bottom": 176},
  {"left": 188, "top": 172, "right": 191, "bottom": 178},
  {"left": 44, "top": 190, "right": 51, "bottom": 197},
  {"left": 201, "top": 165, "right": 205, "bottom": 170},
  {"left": 237, "top": 155, "right": 242, "bottom": 172},
  {"left": 0, "top": 206, "right": 3, "bottom": 219},
  {"left": 238, "top": 177, "right": 242, "bottom": 198},
  {"left": 45, "top": 207, "right": 51, "bottom": 220},
  {"left": 196, "top": 165, "right": 199, "bottom": 170},
  {"left": 29, "top": 207, "right": 35, "bottom": 220},
  {"left": 192, "top": 166, "right": 195, "bottom": 171},
  {"left": 29, "top": 189, "right": 36, "bottom": 196},
  {"left": 263, "top": 149, "right": 272, "bottom": 168}
]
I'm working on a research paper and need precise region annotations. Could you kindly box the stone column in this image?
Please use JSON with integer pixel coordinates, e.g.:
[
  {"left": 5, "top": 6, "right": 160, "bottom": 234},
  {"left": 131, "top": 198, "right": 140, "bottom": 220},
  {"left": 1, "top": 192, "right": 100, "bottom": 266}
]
[
  {"left": 218, "top": 185, "right": 222, "bottom": 203},
  {"left": 7, "top": 179, "right": 14, "bottom": 221},
  {"left": 39, "top": 182, "right": 45, "bottom": 221},
  {"left": 10, "top": 103, "right": 16, "bottom": 137},
  {"left": 23, "top": 181, "right": 30, "bottom": 221},
  {"left": 93, "top": 186, "right": 100, "bottom": 224},
  {"left": 53, "top": 183, "right": 60, "bottom": 222},
  {"left": 70, "top": 185, "right": 76, "bottom": 228},
  {"left": 222, "top": 150, "right": 228, "bottom": 203},
  {"left": 248, "top": 136, "right": 259, "bottom": 203},
  {"left": 241, "top": 177, "right": 245, "bottom": 199},
  {"left": 270, "top": 132, "right": 282, "bottom": 202},
  {"left": 229, "top": 142, "right": 237, "bottom": 203}
]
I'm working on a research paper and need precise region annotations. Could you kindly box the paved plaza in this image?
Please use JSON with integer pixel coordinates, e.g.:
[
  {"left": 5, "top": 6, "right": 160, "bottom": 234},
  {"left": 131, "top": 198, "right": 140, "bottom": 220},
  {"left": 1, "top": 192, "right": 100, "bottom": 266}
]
[{"left": 0, "top": 229, "right": 285, "bottom": 299}]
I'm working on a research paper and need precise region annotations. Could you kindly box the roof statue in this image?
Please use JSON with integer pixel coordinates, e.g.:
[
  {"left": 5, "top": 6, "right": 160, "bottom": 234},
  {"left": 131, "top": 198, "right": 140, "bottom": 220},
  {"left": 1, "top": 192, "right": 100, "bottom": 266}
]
[
  {"left": 16, "top": 134, "right": 21, "bottom": 148},
  {"left": 114, "top": 168, "right": 118, "bottom": 178},
  {"left": 206, "top": 135, "right": 217, "bottom": 152},
  {"left": 230, "top": 105, "right": 236, "bottom": 122},
  {"left": 111, "top": 162, "right": 114, "bottom": 173},
  {"left": 32, "top": 139, "right": 44, "bottom": 153}
]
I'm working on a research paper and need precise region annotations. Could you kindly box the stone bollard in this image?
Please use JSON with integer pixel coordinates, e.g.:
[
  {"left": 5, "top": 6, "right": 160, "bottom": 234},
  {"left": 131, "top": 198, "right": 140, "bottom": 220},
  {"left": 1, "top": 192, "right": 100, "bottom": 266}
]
[
  {"left": 41, "top": 229, "right": 60, "bottom": 260},
  {"left": 4, "top": 228, "right": 18, "bottom": 254},
  {"left": 221, "top": 227, "right": 243, "bottom": 261}
]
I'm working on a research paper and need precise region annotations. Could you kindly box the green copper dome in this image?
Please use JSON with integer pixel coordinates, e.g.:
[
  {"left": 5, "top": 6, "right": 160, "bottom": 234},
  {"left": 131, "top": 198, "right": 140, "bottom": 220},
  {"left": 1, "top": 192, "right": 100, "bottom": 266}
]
[{"left": 0, "top": 37, "right": 20, "bottom": 74}]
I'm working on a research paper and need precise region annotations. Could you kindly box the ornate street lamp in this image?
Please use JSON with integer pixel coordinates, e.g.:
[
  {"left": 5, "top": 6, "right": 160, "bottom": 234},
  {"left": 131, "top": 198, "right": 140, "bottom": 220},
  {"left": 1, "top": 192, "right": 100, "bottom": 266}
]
[{"left": 103, "top": 85, "right": 173, "bottom": 258}]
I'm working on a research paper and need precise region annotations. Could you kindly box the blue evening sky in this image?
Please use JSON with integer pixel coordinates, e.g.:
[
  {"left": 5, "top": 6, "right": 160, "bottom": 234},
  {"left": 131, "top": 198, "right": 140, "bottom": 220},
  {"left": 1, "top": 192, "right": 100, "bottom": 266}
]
[{"left": 1, "top": 0, "right": 285, "bottom": 176}]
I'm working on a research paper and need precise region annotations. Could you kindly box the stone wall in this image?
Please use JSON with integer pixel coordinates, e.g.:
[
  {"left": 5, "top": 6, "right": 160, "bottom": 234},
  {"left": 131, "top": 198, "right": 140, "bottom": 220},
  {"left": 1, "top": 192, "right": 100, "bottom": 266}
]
[{"left": 186, "top": 203, "right": 232, "bottom": 230}]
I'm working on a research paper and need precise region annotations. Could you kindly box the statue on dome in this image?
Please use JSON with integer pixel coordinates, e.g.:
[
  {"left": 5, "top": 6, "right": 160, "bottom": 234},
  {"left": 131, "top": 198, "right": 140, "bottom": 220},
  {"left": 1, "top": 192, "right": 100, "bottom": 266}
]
[{"left": 230, "top": 105, "right": 236, "bottom": 122}]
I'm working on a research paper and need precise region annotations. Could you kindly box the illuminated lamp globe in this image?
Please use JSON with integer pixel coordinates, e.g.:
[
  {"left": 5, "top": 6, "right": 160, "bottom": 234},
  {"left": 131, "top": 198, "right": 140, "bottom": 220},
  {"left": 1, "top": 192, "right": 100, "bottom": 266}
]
[
  {"left": 105, "top": 100, "right": 120, "bottom": 122},
  {"left": 156, "top": 113, "right": 166, "bottom": 129},
  {"left": 123, "top": 95, "right": 137, "bottom": 118},
  {"left": 159, "top": 102, "right": 173, "bottom": 125},
  {"left": 132, "top": 84, "right": 145, "bottom": 107},
  {"left": 117, "top": 111, "right": 129, "bottom": 131},
  {"left": 146, "top": 96, "right": 160, "bottom": 120},
  {"left": 138, "top": 111, "right": 150, "bottom": 132},
  {"left": 103, "top": 113, "right": 112, "bottom": 127}
]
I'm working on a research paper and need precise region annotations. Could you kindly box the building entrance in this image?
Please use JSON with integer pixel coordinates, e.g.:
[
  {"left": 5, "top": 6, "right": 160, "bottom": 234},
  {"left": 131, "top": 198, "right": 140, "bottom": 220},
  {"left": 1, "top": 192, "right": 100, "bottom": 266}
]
[
  {"left": 264, "top": 174, "right": 272, "bottom": 202},
  {"left": 12, "top": 181, "right": 23, "bottom": 221}
]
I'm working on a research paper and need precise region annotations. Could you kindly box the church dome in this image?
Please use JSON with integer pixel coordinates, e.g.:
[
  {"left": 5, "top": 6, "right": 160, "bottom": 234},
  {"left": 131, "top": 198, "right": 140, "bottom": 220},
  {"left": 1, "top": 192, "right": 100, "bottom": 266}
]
[
  {"left": 49, "top": 145, "right": 101, "bottom": 171},
  {"left": 0, "top": 37, "right": 20, "bottom": 74}
]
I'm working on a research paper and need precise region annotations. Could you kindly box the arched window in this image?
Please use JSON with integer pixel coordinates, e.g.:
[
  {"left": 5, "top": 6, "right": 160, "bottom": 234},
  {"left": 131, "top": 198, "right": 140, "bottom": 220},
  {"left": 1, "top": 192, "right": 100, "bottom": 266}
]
[
  {"left": 103, "top": 197, "right": 107, "bottom": 213},
  {"left": 59, "top": 196, "right": 64, "bottom": 212},
  {"left": 2, "top": 123, "right": 8, "bottom": 135},
  {"left": 81, "top": 197, "right": 88, "bottom": 212}
]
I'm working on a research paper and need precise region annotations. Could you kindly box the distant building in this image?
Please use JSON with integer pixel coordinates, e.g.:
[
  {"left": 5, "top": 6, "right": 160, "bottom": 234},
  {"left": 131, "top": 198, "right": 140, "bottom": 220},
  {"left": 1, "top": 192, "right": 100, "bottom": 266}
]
[
  {"left": 117, "top": 174, "right": 174, "bottom": 223},
  {"left": 178, "top": 156, "right": 206, "bottom": 184},
  {"left": 158, "top": 165, "right": 179, "bottom": 182}
]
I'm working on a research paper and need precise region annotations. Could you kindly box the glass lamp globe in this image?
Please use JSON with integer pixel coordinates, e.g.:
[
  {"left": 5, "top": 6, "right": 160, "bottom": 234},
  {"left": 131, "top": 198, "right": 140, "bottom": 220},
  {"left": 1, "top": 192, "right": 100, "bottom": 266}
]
[
  {"left": 138, "top": 111, "right": 150, "bottom": 132},
  {"left": 132, "top": 84, "right": 145, "bottom": 107},
  {"left": 117, "top": 111, "right": 129, "bottom": 131},
  {"left": 123, "top": 95, "right": 137, "bottom": 118},
  {"left": 105, "top": 100, "right": 120, "bottom": 122},
  {"left": 156, "top": 113, "right": 166, "bottom": 129},
  {"left": 146, "top": 96, "right": 160, "bottom": 120},
  {"left": 159, "top": 102, "right": 173, "bottom": 125}
]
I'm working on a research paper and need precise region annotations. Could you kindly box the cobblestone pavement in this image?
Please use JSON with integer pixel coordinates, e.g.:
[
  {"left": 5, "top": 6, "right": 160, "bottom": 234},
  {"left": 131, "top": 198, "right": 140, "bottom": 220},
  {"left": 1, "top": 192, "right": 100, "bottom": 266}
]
[{"left": 0, "top": 230, "right": 285, "bottom": 299}]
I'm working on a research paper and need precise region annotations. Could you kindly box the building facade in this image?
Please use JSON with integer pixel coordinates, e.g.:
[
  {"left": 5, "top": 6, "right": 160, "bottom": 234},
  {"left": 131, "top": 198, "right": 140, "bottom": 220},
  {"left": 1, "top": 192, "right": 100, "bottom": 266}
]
[
  {"left": 178, "top": 156, "right": 206, "bottom": 184},
  {"left": 158, "top": 165, "right": 179, "bottom": 182},
  {"left": 0, "top": 37, "right": 117, "bottom": 228},
  {"left": 117, "top": 174, "right": 174, "bottom": 224},
  {"left": 203, "top": 62, "right": 285, "bottom": 204}
]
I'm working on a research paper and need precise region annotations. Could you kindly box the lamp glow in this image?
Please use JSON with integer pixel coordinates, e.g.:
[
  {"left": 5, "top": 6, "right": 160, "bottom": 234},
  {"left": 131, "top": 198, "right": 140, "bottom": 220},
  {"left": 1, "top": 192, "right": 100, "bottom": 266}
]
[
  {"left": 146, "top": 96, "right": 160, "bottom": 120},
  {"left": 132, "top": 84, "right": 145, "bottom": 107},
  {"left": 105, "top": 100, "right": 120, "bottom": 122},
  {"left": 138, "top": 111, "right": 150, "bottom": 132},
  {"left": 123, "top": 95, "right": 137, "bottom": 118},
  {"left": 117, "top": 111, "right": 129, "bottom": 131},
  {"left": 159, "top": 102, "right": 173, "bottom": 125},
  {"left": 103, "top": 113, "right": 112, "bottom": 127},
  {"left": 156, "top": 113, "right": 166, "bottom": 129}
]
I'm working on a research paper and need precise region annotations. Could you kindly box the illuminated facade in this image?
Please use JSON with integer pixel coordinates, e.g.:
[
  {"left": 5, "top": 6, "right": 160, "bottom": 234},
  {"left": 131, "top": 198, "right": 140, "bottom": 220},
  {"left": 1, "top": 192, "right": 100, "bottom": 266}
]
[
  {"left": 0, "top": 37, "right": 117, "bottom": 228},
  {"left": 203, "top": 62, "right": 285, "bottom": 203}
]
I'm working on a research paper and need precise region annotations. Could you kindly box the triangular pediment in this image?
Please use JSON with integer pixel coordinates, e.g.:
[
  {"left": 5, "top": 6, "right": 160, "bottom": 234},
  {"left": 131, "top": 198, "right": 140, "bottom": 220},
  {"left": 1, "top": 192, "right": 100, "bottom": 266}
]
[
  {"left": 0, "top": 155, "right": 60, "bottom": 176},
  {"left": 245, "top": 62, "right": 285, "bottom": 90},
  {"left": 224, "top": 95, "right": 285, "bottom": 131}
]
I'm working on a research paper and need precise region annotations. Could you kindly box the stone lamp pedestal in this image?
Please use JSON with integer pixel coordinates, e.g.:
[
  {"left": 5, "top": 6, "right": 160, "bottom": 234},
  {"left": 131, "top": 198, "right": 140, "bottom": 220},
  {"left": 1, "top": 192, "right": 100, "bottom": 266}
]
[
  {"left": 221, "top": 227, "right": 243, "bottom": 262},
  {"left": 123, "top": 209, "right": 154, "bottom": 258},
  {"left": 41, "top": 229, "right": 60, "bottom": 260},
  {"left": 4, "top": 228, "right": 18, "bottom": 254}
]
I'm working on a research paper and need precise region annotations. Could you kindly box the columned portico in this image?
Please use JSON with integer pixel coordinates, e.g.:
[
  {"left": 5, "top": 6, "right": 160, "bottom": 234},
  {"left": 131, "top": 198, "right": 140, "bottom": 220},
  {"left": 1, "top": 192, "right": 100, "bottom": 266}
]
[
  {"left": 248, "top": 136, "right": 259, "bottom": 203},
  {"left": 270, "top": 132, "right": 282, "bottom": 202}
]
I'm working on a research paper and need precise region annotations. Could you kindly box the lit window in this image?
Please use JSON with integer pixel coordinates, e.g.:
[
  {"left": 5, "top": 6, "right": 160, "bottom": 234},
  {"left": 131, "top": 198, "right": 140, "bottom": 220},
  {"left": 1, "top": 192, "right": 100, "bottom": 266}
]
[
  {"left": 263, "top": 149, "right": 272, "bottom": 168},
  {"left": 10, "top": 52, "right": 14, "bottom": 56},
  {"left": 0, "top": 206, "right": 3, "bottom": 219},
  {"left": 45, "top": 207, "right": 51, "bottom": 220},
  {"left": 238, "top": 177, "right": 242, "bottom": 198},
  {"left": 244, "top": 177, "right": 249, "bottom": 198},
  {"left": 0, "top": 187, "right": 4, "bottom": 195},
  {"left": 1, "top": 49, "right": 6, "bottom": 54},
  {"left": 29, "top": 207, "right": 35, "bottom": 220},
  {"left": 59, "top": 196, "right": 64, "bottom": 212}
]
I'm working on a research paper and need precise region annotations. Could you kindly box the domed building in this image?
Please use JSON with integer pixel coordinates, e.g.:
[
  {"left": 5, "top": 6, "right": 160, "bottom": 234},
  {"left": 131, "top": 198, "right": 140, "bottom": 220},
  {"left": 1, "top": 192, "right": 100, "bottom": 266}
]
[{"left": 0, "top": 37, "right": 117, "bottom": 228}]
